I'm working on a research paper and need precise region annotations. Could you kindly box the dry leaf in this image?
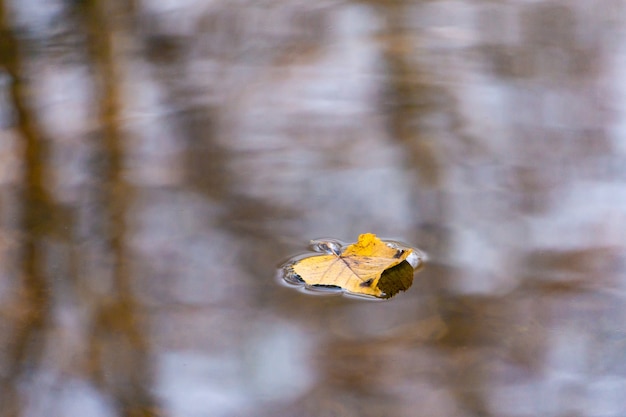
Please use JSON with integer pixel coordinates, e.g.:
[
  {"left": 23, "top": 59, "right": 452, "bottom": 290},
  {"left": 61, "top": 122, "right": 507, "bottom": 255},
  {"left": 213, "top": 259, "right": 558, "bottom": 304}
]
[{"left": 281, "top": 233, "right": 424, "bottom": 299}]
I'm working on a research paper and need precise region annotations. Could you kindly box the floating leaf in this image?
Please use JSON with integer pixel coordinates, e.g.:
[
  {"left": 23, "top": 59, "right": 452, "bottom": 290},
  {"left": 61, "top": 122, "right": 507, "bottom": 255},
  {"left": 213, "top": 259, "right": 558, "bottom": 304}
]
[{"left": 280, "top": 233, "right": 425, "bottom": 299}]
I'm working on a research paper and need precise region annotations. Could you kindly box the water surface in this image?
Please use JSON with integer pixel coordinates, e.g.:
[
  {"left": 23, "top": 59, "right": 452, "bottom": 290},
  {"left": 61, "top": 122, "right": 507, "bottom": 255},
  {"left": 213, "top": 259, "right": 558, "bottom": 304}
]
[{"left": 1, "top": 1, "right": 625, "bottom": 416}]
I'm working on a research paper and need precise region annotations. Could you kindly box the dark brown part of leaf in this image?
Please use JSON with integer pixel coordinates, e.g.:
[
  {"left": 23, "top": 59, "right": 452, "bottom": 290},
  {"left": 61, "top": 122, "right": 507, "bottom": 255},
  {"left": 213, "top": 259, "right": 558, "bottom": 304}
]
[
  {"left": 377, "top": 261, "right": 414, "bottom": 299},
  {"left": 360, "top": 278, "right": 374, "bottom": 287},
  {"left": 311, "top": 284, "right": 343, "bottom": 294},
  {"left": 393, "top": 249, "right": 404, "bottom": 259}
]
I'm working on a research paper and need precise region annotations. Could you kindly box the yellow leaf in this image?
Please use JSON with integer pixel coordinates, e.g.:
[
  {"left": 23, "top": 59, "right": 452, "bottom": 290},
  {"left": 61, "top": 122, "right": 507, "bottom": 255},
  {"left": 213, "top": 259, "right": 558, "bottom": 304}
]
[{"left": 282, "top": 233, "right": 420, "bottom": 299}]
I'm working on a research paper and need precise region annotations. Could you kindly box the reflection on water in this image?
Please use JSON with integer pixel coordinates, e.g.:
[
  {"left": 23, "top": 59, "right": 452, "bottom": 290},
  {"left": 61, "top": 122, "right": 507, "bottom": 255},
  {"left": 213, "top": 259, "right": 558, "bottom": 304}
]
[{"left": 1, "top": 1, "right": 626, "bottom": 416}]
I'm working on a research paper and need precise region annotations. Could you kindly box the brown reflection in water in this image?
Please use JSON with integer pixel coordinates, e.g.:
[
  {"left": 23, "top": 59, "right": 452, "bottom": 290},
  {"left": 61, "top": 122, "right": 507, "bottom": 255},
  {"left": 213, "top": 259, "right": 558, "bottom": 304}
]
[
  {"left": 0, "top": 3, "right": 51, "bottom": 415},
  {"left": 76, "top": 0, "right": 158, "bottom": 415},
  {"left": 373, "top": 0, "right": 444, "bottom": 189}
]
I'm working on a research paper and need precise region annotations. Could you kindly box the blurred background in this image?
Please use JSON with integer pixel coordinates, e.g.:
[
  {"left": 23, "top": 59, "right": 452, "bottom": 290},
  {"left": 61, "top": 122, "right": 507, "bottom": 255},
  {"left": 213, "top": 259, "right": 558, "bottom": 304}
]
[{"left": 1, "top": 0, "right": 626, "bottom": 416}]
